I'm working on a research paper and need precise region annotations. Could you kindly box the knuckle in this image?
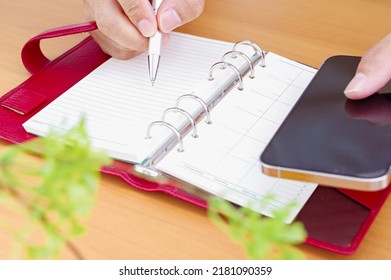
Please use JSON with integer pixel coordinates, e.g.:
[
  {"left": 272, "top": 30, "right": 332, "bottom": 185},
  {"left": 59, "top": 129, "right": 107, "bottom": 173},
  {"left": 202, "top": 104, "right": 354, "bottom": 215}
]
[{"left": 119, "top": 0, "right": 143, "bottom": 19}]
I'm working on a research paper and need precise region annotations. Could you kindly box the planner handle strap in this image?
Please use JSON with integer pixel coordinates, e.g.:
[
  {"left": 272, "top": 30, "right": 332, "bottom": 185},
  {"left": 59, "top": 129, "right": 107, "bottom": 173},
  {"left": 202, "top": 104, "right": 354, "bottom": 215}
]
[{"left": 21, "top": 21, "right": 98, "bottom": 74}]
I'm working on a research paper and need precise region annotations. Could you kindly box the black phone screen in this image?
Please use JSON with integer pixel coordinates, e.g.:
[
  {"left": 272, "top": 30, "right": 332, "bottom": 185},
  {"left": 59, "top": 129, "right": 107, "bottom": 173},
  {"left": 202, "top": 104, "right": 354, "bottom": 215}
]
[{"left": 260, "top": 55, "right": 391, "bottom": 180}]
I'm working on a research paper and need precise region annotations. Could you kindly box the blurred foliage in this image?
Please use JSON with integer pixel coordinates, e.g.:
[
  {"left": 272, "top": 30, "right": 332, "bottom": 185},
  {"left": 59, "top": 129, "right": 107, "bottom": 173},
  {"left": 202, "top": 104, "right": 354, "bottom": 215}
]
[
  {"left": 208, "top": 196, "right": 307, "bottom": 260},
  {"left": 0, "top": 120, "right": 110, "bottom": 259}
]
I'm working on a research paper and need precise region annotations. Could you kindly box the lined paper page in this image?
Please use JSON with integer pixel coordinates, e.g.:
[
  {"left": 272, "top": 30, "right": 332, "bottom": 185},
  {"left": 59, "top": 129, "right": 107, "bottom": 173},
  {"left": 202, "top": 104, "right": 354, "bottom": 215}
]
[
  {"left": 156, "top": 53, "right": 318, "bottom": 223},
  {"left": 23, "top": 33, "right": 234, "bottom": 163}
]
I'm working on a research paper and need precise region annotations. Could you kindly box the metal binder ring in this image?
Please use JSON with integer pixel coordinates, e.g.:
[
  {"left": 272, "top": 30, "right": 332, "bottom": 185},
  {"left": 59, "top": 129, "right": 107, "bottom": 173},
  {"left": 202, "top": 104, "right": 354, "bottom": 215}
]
[
  {"left": 221, "top": 50, "right": 255, "bottom": 79},
  {"left": 162, "top": 107, "right": 198, "bottom": 138},
  {"left": 145, "top": 121, "right": 184, "bottom": 152},
  {"left": 208, "top": 62, "right": 243, "bottom": 91},
  {"left": 176, "top": 94, "right": 212, "bottom": 124},
  {"left": 233, "top": 40, "right": 266, "bottom": 67}
]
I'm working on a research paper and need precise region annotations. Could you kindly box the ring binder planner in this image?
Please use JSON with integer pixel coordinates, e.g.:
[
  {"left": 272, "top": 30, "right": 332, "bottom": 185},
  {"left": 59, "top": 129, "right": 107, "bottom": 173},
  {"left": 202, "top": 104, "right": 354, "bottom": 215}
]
[
  {"left": 22, "top": 32, "right": 318, "bottom": 225},
  {"left": 3, "top": 22, "right": 390, "bottom": 254}
]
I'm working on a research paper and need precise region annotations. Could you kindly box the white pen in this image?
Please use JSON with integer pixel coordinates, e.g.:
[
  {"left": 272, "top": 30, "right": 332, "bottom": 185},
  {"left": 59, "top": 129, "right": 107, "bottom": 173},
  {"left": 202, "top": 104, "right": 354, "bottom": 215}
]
[{"left": 148, "top": 0, "right": 163, "bottom": 86}]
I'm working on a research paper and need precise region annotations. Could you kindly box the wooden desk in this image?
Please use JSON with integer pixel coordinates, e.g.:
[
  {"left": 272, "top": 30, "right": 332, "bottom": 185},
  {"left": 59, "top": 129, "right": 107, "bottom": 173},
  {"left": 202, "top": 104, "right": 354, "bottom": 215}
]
[{"left": 1, "top": 0, "right": 390, "bottom": 259}]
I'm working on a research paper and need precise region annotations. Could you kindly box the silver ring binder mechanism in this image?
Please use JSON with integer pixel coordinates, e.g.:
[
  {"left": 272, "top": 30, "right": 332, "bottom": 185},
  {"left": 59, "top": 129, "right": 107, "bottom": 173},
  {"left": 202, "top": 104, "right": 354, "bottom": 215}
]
[
  {"left": 208, "top": 62, "right": 244, "bottom": 91},
  {"left": 145, "top": 120, "right": 184, "bottom": 153},
  {"left": 176, "top": 94, "right": 212, "bottom": 124},
  {"left": 221, "top": 51, "right": 255, "bottom": 79},
  {"left": 233, "top": 40, "right": 266, "bottom": 67},
  {"left": 134, "top": 120, "right": 184, "bottom": 177},
  {"left": 134, "top": 39, "right": 266, "bottom": 177},
  {"left": 162, "top": 107, "right": 198, "bottom": 138}
]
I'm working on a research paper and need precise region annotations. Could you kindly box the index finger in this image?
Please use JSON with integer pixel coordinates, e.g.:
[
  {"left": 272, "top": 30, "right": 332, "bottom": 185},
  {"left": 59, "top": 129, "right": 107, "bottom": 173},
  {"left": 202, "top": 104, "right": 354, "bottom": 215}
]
[{"left": 345, "top": 33, "right": 391, "bottom": 99}]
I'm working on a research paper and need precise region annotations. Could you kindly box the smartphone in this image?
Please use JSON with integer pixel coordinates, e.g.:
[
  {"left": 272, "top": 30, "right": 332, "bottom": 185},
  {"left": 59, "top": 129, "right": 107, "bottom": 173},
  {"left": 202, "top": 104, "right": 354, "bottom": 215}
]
[{"left": 260, "top": 55, "right": 391, "bottom": 191}]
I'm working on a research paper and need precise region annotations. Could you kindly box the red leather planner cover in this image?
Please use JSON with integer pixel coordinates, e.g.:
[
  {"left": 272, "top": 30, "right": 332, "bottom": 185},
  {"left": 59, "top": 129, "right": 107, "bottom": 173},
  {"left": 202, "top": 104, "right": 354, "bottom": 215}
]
[{"left": 1, "top": 22, "right": 390, "bottom": 255}]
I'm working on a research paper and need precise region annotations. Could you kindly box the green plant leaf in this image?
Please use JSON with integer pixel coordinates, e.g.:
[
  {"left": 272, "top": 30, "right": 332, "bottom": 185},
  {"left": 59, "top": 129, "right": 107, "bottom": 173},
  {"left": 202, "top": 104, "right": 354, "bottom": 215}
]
[
  {"left": 207, "top": 196, "right": 307, "bottom": 260},
  {"left": 0, "top": 118, "right": 110, "bottom": 259}
]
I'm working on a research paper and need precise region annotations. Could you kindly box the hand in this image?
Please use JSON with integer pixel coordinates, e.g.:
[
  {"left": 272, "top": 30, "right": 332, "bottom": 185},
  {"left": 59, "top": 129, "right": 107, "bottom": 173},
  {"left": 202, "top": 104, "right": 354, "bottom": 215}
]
[
  {"left": 344, "top": 33, "right": 391, "bottom": 99},
  {"left": 83, "top": 0, "right": 205, "bottom": 59}
]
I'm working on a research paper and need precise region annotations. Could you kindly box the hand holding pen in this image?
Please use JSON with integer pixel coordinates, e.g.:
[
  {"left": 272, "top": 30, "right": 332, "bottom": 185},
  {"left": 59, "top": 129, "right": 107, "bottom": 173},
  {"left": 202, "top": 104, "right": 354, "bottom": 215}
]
[{"left": 83, "top": 0, "right": 205, "bottom": 60}]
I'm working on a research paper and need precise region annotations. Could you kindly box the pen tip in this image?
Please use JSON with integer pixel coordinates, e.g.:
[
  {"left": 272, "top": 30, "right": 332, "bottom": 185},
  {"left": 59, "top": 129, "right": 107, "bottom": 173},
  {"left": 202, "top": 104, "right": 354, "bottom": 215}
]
[{"left": 151, "top": 80, "right": 155, "bottom": 86}]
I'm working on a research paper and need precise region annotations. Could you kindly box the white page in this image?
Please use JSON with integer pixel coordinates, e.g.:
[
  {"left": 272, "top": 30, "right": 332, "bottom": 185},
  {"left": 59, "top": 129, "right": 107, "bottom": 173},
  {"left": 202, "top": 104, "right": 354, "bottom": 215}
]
[
  {"left": 156, "top": 53, "right": 318, "bottom": 223},
  {"left": 23, "top": 33, "right": 234, "bottom": 163}
]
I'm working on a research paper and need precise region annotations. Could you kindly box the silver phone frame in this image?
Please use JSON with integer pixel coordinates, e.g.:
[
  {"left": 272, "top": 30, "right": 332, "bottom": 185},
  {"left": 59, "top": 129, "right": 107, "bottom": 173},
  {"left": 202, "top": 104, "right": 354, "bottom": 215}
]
[{"left": 261, "top": 162, "right": 391, "bottom": 191}]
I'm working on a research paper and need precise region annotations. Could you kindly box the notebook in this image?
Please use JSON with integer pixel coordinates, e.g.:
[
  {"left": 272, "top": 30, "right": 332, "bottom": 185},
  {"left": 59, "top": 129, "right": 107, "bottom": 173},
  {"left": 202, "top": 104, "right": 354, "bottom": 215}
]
[
  {"left": 22, "top": 32, "right": 317, "bottom": 223},
  {"left": 2, "top": 21, "right": 389, "bottom": 254}
]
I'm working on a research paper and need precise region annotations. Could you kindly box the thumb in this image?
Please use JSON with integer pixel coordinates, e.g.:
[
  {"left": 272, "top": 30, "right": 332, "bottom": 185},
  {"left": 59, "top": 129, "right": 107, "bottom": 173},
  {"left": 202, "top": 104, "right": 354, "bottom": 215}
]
[
  {"left": 157, "top": 0, "right": 205, "bottom": 33},
  {"left": 344, "top": 33, "right": 391, "bottom": 100}
]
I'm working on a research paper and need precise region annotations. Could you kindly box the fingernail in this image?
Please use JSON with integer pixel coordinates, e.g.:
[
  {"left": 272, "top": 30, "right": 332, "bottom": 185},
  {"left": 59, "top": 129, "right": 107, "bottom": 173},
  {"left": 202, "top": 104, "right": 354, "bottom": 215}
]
[
  {"left": 344, "top": 72, "right": 368, "bottom": 94},
  {"left": 160, "top": 8, "right": 182, "bottom": 32},
  {"left": 137, "top": 19, "right": 156, "bottom": 37}
]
